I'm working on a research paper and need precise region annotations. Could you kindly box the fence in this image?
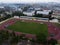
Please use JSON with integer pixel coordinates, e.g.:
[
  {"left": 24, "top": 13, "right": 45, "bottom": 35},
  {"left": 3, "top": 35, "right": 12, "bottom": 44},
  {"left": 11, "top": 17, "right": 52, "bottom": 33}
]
[{"left": 13, "top": 16, "right": 49, "bottom": 22}]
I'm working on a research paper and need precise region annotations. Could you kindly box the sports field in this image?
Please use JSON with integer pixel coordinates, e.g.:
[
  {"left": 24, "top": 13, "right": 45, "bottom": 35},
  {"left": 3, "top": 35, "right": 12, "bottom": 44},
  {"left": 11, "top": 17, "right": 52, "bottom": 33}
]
[{"left": 7, "top": 20, "right": 48, "bottom": 35}]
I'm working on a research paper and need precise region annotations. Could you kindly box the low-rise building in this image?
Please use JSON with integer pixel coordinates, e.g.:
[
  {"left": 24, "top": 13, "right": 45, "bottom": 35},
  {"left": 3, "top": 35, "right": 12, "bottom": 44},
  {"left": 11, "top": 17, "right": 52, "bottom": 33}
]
[
  {"left": 17, "top": 8, "right": 23, "bottom": 12},
  {"left": 23, "top": 8, "right": 52, "bottom": 17},
  {"left": 0, "top": 6, "right": 4, "bottom": 9},
  {"left": 52, "top": 12, "right": 60, "bottom": 19},
  {"left": 36, "top": 10, "right": 52, "bottom": 17},
  {"left": 36, "top": 11, "right": 49, "bottom": 15},
  {"left": 0, "top": 14, "right": 5, "bottom": 17},
  {"left": 5, "top": 11, "right": 12, "bottom": 15},
  {"left": 23, "top": 11, "right": 35, "bottom": 16},
  {"left": 50, "top": 19, "right": 59, "bottom": 23}
]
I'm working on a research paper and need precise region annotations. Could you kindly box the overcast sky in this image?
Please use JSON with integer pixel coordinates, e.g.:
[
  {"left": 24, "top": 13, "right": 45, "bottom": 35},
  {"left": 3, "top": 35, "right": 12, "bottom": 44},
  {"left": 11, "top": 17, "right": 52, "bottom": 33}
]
[{"left": 0, "top": 0, "right": 60, "bottom": 3}]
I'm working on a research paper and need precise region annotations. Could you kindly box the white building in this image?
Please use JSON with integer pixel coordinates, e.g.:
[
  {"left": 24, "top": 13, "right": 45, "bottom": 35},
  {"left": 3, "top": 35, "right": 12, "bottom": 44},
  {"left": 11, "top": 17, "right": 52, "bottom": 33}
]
[
  {"left": 43, "top": 10, "right": 51, "bottom": 12},
  {"left": 52, "top": 11, "right": 60, "bottom": 19},
  {"left": 23, "top": 11, "right": 35, "bottom": 16},
  {"left": 35, "top": 8, "right": 41, "bottom": 10},
  {"left": 17, "top": 8, "right": 23, "bottom": 12},
  {"left": 36, "top": 10, "right": 51, "bottom": 15},
  {"left": 5, "top": 12, "right": 12, "bottom": 15},
  {"left": 0, "top": 14, "right": 6, "bottom": 17},
  {"left": 52, "top": 14, "right": 60, "bottom": 19},
  {"left": 36, "top": 11, "right": 49, "bottom": 15},
  {"left": 14, "top": 16, "right": 19, "bottom": 18},
  {"left": 23, "top": 9, "right": 52, "bottom": 17},
  {"left": 0, "top": 6, "right": 4, "bottom": 8},
  {"left": 50, "top": 19, "right": 59, "bottom": 23}
]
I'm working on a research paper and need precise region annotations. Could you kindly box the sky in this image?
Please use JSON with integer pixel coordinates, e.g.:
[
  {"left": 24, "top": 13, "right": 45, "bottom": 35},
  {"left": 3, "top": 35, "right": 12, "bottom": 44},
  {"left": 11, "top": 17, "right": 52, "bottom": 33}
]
[{"left": 0, "top": 0, "right": 60, "bottom": 3}]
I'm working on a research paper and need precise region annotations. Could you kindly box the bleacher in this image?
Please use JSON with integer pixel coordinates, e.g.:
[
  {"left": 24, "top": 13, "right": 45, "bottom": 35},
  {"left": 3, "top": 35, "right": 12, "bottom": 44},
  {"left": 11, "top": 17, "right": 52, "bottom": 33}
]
[{"left": 20, "top": 16, "right": 49, "bottom": 22}]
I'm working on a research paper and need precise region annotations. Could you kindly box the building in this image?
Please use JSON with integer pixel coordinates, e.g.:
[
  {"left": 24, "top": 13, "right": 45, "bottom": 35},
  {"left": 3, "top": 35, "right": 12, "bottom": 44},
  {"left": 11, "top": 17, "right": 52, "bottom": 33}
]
[
  {"left": 17, "top": 8, "right": 23, "bottom": 12},
  {"left": 36, "top": 10, "right": 51, "bottom": 14},
  {"left": 5, "top": 11, "right": 12, "bottom": 15},
  {"left": 52, "top": 11, "right": 60, "bottom": 19},
  {"left": 0, "top": 14, "right": 5, "bottom": 17},
  {"left": 50, "top": 19, "right": 59, "bottom": 23},
  {"left": 36, "top": 10, "right": 52, "bottom": 17},
  {"left": 23, "top": 7, "right": 52, "bottom": 17},
  {"left": 34, "top": 8, "right": 41, "bottom": 10},
  {"left": 0, "top": 6, "right": 4, "bottom": 9},
  {"left": 23, "top": 11, "right": 35, "bottom": 16},
  {"left": 36, "top": 11, "right": 49, "bottom": 15}
]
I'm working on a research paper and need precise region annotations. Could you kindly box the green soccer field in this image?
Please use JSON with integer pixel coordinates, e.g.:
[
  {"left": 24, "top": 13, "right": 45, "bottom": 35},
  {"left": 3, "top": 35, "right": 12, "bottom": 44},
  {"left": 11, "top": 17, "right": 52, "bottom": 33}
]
[{"left": 7, "top": 21, "right": 48, "bottom": 35}]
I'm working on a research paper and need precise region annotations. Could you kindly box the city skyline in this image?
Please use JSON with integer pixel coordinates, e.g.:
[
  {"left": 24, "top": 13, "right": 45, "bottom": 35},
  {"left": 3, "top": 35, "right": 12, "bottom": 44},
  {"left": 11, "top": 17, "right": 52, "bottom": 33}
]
[{"left": 0, "top": 0, "right": 60, "bottom": 3}]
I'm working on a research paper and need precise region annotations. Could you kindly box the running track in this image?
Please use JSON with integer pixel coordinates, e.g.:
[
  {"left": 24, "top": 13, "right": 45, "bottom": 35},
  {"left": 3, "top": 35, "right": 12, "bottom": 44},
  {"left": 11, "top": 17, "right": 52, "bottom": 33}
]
[{"left": 0, "top": 18, "right": 60, "bottom": 40}]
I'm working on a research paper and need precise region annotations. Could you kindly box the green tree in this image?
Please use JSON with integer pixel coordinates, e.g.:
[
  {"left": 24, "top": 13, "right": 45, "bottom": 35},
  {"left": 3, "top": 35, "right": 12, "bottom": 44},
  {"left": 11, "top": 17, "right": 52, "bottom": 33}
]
[
  {"left": 12, "top": 11, "right": 26, "bottom": 17},
  {"left": 33, "top": 14, "right": 43, "bottom": 17},
  {"left": 36, "top": 33, "right": 47, "bottom": 44},
  {"left": 0, "top": 10, "right": 5, "bottom": 14},
  {"left": 0, "top": 30, "right": 10, "bottom": 44},
  {"left": 48, "top": 38, "right": 57, "bottom": 45},
  {"left": 23, "top": 6, "right": 30, "bottom": 11},
  {"left": 20, "top": 34, "right": 26, "bottom": 40},
  {"left": 10, "top": 31, "right": 18, "bottom": 45},
  {"left": 49, "top": 11, "right": 53, "bottom": 15},
  {"left": 49, "top": 10, "right": 53, "bottom": 20},
  {"left": 0, "top": 30, "right": 4, "bottom": 44}
]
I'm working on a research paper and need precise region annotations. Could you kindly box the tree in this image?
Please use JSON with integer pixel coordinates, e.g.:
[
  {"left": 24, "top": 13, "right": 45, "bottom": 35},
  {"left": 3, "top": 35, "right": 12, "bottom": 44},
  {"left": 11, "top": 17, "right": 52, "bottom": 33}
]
[
  {"left": 48, "top": 38, "right": 57, "bottom": 45},
  {"left": 11, "top": 31, "right": 16, "bottom": 37},
  {"left": 36, "top": 33, "right": 47, "bottom": 44},
  {"left": 0, "top": 30, "right": 4, "bottom": 44},
  {"left": 11, "top": 35, "right": 20, "bottom": 44},
  {"left": 10, "top": 31, "right": 19, "bottom": 45},
  {"left": 49, "top": 11, "right": 53, "bottom": 15},
  {"left": 0, "top": 30, "right": 10, "bottom": 44},
  {"left": 33, "top": 14, "right": 43, "bottom": 17},
  {"left": 12, "top": 11, "right": 26, "bottom": 17},
  {"left": 49, "top": 10, "right": 53, "bottom": 20},
  {"left": 2, "top": 30, "right": 9, "bottom": 40},
  {"left": 20, "top": 34, "right": 26, "bottom": 40},
  {"left": 23, "top": 6, "right": 30, "bottom": 11},
  {"left": 34, "top": 10, "right": 37, "bottom": 15},
  {"left": 0, "top": 10, "right": 5, "bottom": 14}
]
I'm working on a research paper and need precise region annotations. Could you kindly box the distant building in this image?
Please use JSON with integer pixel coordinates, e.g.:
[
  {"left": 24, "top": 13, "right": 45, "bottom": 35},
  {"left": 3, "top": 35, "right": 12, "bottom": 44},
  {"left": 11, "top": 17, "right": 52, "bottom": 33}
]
[
  {"left": 17, "top": 8, "right": 23, "bottom": 12},
  {"left": 0, "top": 6, "right": 5, "bottom": 11},
  {"left": 50, "top": 19, "right": 59, "bottom": 23},
  {"left": 52, "top": 11, "right": 60, "bottom": 19},
  {"left": 35, "top": 8, "right": 41, "bottom": 10},
  {"left": 23, "top": 7, "right": 52, "bottom": 17},
  {"left": 36, "top": 11, "right": 49, "bottom": 15},
  {"left": 5, "top": 11, "right": 12, "bottom": 15},
  {"left": 0, "top": 6, "right": 4, "bottom": 8},
  {"left": 28, "top": 7, "right": 35, "bottom": 11},
  {"left": 23, "top": 11, "right": 35, "bottom": 16},
  {"left": 0, "top": 14, "right": 6, "bottom": 17},
  {"left": 36, "top": 10, "right": 52, "bottom": 17}
]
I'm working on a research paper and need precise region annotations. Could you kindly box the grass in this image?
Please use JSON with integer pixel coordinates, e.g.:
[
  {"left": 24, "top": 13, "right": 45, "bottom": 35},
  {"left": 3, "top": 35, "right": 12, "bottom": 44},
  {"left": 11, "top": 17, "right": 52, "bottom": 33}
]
[
  {"left": 54, "top": 23, "right": 60, "bottom": 27},
  {"left": 7, "top": 21, "right": 48, "bottom": 35}
]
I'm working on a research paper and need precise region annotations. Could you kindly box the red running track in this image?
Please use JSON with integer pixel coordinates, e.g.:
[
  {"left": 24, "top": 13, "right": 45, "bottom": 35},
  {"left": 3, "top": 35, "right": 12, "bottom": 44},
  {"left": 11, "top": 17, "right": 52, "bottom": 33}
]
[
  {"left": 0, "top": 19, "right": 60, "bottom": 40},
  {"left": 45, "top": 22, "right": 60, "bottom": 40}
]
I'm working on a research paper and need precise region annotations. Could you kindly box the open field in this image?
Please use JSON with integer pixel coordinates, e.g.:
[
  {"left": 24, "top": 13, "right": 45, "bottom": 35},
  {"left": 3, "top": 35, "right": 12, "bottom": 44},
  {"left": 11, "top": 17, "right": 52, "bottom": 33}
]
[{"left": 7, "top": 20, "right": 48, "bottom": 35}]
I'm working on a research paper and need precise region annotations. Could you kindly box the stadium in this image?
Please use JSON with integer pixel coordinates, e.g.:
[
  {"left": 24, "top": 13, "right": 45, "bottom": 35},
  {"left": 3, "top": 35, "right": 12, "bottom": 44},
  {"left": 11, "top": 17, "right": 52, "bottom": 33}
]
[{"left": 0, "top": 17, "right": 60, "bottom": 44}]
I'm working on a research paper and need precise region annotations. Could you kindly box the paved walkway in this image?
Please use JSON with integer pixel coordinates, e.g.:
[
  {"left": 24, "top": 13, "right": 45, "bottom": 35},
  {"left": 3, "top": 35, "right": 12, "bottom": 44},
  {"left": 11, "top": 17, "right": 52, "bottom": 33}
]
[{"left": 0, "top": 17, "right": 14, "bottom": 25}]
